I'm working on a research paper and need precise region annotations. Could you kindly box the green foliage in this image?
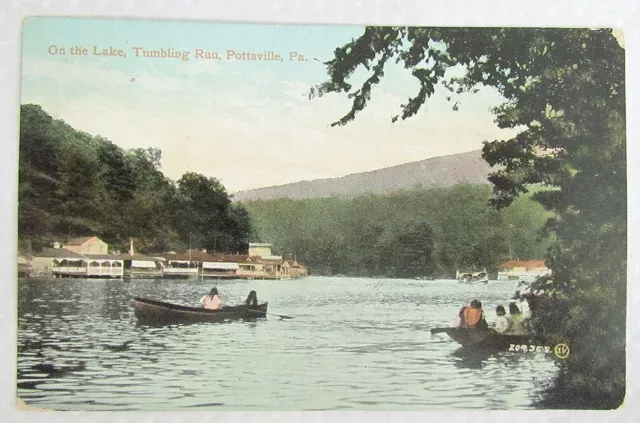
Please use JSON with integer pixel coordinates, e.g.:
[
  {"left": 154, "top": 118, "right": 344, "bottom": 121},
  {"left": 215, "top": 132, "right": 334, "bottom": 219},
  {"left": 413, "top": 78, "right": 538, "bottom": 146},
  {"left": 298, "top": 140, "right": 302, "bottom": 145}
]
[
  {"left": 18, "top": 104, "right": 250, "bottom": 255},
  {"left": 314, "top": 27, "right": 626, "bottom": 408},
  {"left": 171, "top": 172, "right": 249, "bottom": 253},
  {"left": 245, "top": 184, "right": 552, "bottom": 278},
  {"left": 374, "top": 220, "right": 436, "bottom": 278}
]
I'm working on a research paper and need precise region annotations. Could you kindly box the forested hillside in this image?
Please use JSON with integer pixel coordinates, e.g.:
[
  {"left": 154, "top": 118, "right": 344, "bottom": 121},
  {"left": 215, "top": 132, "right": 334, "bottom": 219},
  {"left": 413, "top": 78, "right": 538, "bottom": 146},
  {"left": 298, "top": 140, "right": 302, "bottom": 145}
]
[
  {"left": 19, "top": 104, "right": 553, "bottom": 279},
  {"left": 245, "top": 184, "right": 554, "bottom": 278},
  {"left": 233, "top": 150, "right": 491, "bottom": 201},
  {"left": 18, "top": 104, "right": 251, "bottom": 254}
]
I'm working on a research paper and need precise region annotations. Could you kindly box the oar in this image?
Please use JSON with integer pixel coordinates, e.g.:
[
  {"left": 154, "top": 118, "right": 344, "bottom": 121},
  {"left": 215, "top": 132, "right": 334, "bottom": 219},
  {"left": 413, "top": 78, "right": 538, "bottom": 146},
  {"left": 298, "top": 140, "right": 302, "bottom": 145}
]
[
  {"left": 430, "top": 328, "right": 451, "bottom": 334},
  {"left": 246, "top": 308, "right": 294, "bottom": 320}
]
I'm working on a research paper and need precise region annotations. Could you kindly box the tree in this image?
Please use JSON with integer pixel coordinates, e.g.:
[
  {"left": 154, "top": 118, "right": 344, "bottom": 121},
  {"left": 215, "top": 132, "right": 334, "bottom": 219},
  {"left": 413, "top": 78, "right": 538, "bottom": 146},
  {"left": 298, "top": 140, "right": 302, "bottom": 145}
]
[
  {"left": 19, "top": 104, "right": 60, "bottom": 176},
  {"left": 95, "top": 138, "right": 136, "bottom": 203},
  {"left": 54, "top": 131, "right": 108, "bottom": 236},
  {"left": 226, "top": 203, "right": 253, "bottom": 254},
  {"left": 17, "top": 105, "right": 249, "bottom": 255},
  {"left": 18, "top": 105, "right": 62, "bottom": 240},
  {"left": 375, "top": 220, "right": 436, "bottom": 278},
  {"left": 313, "top": 27, "right": 626, "bottom": 408},
  {"left": 121, "top": 148, "right": 179, "bottom": 251},
  {"left": 246, "top": 185, "right": 550, "bottom": 278},
  {"left": 174, "top": 172, "right": 242, "bottom": 253}
]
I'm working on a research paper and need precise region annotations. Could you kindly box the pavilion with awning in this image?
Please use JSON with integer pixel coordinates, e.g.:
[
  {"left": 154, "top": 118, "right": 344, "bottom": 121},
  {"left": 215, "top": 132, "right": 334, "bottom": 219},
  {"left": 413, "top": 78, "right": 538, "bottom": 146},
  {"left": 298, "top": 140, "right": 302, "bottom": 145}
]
[{"left": 201, "top": 261, "right": 239, "bottom": 278}]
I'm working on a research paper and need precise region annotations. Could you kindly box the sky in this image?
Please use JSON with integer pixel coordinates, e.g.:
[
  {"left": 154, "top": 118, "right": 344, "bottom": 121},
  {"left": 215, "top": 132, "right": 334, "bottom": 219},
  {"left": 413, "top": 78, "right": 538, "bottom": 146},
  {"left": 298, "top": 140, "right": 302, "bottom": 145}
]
[{"left": 20, "top": 17, "right": 521, "bottom": 192}]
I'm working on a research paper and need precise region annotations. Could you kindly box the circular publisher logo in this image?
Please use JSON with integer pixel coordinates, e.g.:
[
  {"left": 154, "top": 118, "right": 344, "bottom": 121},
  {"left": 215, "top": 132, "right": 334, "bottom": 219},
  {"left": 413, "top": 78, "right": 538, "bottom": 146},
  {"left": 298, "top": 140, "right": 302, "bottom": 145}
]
[{"left": 553, "top": 343, "right": 571, "bottom": 359}]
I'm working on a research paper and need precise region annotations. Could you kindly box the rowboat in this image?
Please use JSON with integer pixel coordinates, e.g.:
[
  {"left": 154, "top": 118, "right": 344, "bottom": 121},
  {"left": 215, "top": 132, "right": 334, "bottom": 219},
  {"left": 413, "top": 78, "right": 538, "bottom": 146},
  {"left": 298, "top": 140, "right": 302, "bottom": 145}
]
[
  {"left": 431, "top": 327, "right": 541, "bottom": 350},
  {"left": 133, "top": 296, "right": 268, "bottom": 324}
]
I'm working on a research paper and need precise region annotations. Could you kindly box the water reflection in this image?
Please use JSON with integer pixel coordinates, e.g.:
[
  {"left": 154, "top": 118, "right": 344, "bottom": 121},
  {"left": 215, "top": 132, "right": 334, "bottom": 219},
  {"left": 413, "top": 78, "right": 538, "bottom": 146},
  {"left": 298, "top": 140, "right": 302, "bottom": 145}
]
[
  {"left": 17, "top": 277, "right": 559, "bottom": 410},
  {"left": 450, "top": 348, "right": 494, "bottom": 370}
]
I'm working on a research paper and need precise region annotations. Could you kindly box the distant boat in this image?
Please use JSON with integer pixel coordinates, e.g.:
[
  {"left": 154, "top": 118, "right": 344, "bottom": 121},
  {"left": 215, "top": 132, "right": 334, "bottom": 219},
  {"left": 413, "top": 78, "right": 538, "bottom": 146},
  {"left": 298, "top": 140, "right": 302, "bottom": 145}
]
[
  {"left": 456, "top": 269, "right": 489, "bottom": 284},
  {"left": 133, "top": 297, "right": 268, "bottom": 325}
]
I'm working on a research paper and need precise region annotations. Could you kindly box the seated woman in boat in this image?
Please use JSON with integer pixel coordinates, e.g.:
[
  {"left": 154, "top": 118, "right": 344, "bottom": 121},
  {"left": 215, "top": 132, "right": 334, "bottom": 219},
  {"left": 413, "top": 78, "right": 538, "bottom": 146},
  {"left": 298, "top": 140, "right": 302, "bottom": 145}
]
[
  {"left": 493, "top": 305, "right": 511, "bottom": 333},
  {"left": 200, "top": 287, "right": 223, "bottom": 310},
  {"left": 457, "top": 299, "right": 489, "bottom": 329},
  {"left": 245, "top": 290, "right": 259, "bottom": 308},
  {"left": 475, "top": 301, "right": 489, "bottom": 329},
  {"left": 505, "top": 302, "right": 527, "bottom": 334}
]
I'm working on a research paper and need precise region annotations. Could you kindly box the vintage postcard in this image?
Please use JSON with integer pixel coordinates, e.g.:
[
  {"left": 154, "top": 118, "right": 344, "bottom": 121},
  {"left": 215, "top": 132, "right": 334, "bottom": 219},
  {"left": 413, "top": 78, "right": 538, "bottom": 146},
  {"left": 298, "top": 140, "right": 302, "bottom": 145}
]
[{"left": 15, "top": 16, "right": 628, "bottom": 413}]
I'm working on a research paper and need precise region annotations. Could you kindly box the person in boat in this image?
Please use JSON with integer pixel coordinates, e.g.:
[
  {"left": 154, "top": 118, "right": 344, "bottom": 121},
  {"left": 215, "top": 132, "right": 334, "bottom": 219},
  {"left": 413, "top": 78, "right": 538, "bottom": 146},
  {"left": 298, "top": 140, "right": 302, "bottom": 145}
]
[
  {"left": 493, "top": 305, "right": 511, "bottom": 334},
  {"left": 505, "top": 302, "right": 527, "bottom": 334},
  {"left": 457, "top": 299, "right": 488, "bottom": 329},
  {"left": 245, "top": 290, "right": 259, "bottom": 309},
  {"left": 200, "top": 287, "right": 223, "bottom": 310},
  {"left": 476, "top": 301, "right": 489, "bottom": 329},
  {"left": 521, "top": 292, "right": 554, "bottom": 335}
]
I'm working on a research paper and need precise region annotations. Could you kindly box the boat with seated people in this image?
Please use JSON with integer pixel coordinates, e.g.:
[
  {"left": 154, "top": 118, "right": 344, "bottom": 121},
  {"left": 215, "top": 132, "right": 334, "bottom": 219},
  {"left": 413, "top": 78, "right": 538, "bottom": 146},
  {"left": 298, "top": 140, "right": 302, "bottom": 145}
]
[
  {"left": 133, "top": 296, "right": 268, "bottom": 324},
  {"left": 430, "top": 327, "right": 544, "bottom": 350},
  {"left": 430, "top": 327, "right": 572, "bottom": 358}
]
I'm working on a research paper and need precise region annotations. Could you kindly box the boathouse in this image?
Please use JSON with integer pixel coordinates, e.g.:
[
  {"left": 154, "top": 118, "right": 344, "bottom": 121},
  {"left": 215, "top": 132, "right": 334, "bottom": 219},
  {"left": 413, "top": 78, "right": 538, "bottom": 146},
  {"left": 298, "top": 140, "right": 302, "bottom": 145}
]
[
  {"left": 201, "top": 261, "right": 238, "bottom": 278},
  {"left": 31, "top": 247, "right": 88, "bottom": 277},
  {"left": 122, "top": 254, "right": 163, "bottom": 278},
  {"left": 236, "top": 257, "right": 266, "bottom": 279},
  {"left": 497, "top": 259, "right": 550, "bottom": 281},
  {"left": 249, "top": 255, "right": 283, "bottom": 279},
  {"left": 83, "top": 254, "right": 124, "bottom": 278},
  {"left": 151, "top": 243, "right": 309, "bottom": 280},
  {"left": 290, "top": 260, "right": 309, "bottom": 278},
  {"left": 63, "top": 236, "right": 109, "bottom": 255},
  {"left": 200, "top": 254, "right": 247, "bottom": 279},
  {"left": 159, "top": 252, "right": 200, "bottom": 279},
  {"left": 280, "top": 260, "right": 293, "bottom": 278},
  {"left": 248, "top": 242, "right": 273, "bottom": 257},
  {"left": 18, "top": 256, "right": 31, "bottom": 278}
]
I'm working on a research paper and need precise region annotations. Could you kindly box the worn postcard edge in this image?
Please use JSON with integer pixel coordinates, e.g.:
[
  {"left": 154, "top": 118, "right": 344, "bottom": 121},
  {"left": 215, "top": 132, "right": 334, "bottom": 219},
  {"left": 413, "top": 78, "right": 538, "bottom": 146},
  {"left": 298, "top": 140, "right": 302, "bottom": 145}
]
[{"left": 2, "top": 0, "right": 639, "bottom": 422}]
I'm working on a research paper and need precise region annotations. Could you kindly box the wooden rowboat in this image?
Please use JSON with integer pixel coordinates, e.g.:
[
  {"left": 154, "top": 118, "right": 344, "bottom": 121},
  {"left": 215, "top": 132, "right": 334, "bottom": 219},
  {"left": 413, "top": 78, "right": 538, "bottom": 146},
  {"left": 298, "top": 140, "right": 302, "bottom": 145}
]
[
  {"left": 431, "top": 327, "right": 542, "bottom": 350},
  {"left": 133, "top": 296, "right": 268, "bottom": 324}
]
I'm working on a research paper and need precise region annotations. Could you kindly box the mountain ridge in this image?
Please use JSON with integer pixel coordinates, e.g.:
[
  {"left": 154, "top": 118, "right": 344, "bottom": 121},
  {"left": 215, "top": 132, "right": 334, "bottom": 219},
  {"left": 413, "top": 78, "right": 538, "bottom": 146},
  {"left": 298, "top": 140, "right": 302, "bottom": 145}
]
[{"left": 233, "top": 149, "right": 493, "bottom": 202}]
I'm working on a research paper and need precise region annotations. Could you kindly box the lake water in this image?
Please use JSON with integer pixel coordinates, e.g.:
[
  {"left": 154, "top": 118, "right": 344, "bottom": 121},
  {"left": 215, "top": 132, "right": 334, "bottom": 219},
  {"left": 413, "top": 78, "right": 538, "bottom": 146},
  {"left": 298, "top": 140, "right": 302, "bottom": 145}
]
[{"left": 17, "top": 276, "right": 559, "bottom": 411}]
